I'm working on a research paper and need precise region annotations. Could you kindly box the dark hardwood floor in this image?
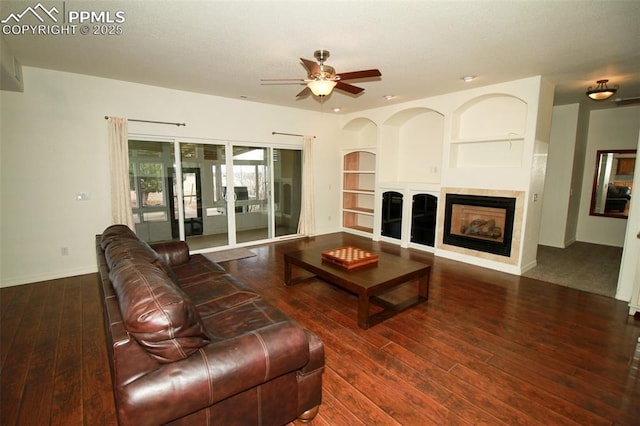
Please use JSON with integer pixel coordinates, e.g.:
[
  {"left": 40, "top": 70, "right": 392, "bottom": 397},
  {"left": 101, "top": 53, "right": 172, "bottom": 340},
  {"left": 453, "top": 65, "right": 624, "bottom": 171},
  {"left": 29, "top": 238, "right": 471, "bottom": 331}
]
[{"left": 2, "top": 232, "right": 639, "bottom": 425}]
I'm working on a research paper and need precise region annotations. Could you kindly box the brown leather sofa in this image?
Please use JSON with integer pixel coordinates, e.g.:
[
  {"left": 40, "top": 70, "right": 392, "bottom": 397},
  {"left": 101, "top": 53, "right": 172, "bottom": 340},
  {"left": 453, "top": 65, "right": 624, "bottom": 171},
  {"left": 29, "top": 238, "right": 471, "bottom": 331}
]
[{"left": 96, "top": 225, "right": 324, "bottom": 425}]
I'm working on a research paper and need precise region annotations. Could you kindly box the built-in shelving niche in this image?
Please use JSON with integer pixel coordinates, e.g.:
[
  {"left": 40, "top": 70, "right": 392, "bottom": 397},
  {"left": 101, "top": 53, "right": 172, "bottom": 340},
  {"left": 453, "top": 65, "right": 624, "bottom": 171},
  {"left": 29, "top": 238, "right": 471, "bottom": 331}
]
[
  {"left": 343, "top": 151, "right": 376, "bottom": 234},
  {"left": 450, "top": 94, "right": 527, "bottom": 169},
  {"left": 341, "top": 118, "right": 378, "bottom": 235}
]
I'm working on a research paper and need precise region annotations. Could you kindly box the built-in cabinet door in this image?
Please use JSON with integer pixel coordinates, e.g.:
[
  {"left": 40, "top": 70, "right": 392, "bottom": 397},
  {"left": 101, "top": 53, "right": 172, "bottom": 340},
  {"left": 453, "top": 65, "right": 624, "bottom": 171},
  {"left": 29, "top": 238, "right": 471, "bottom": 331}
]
[
  {"left": 379, "top": 190, "right": 438, "bottom": 247},
  {"left": 411, "top": 194, "right": 437, "bottom": 247},
  {"left": 381, "top": 191, "right": 403, "bottom": 239}
]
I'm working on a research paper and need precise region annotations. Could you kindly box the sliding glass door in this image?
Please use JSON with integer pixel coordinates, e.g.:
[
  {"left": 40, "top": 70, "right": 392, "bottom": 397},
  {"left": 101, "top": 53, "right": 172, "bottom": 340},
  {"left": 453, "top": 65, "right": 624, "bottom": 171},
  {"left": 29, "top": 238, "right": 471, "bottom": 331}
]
[
  {"left": 273, "top": 148, "right": 302, "bottom": 237},
  {"left": 128, "top": 138, "right": 301, "bottom": 251},
  {"left": 179, "top": 143, "right": 229, "bottom": 250},
  {"left": 129, "top": 140, "right": 175, "bottom": 242},
  {"left": 227, "top": 145, "right": 270, "bottom": 244}
]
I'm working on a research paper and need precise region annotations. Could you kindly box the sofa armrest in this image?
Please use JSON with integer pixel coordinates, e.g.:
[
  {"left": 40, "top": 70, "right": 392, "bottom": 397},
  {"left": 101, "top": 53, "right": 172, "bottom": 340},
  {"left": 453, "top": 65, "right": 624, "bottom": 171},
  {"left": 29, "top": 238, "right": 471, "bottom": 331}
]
[
  {"left": 150, "top": 240, "right": 190, "bottom": 266},
  {"left": 117, "top": 321, "right": 310, "bottom": 426}
]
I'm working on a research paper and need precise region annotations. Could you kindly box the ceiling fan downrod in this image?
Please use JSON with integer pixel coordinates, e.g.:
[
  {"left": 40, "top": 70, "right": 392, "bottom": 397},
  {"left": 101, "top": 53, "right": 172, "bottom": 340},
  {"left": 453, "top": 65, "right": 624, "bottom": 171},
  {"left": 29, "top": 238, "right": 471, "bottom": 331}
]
[
  {"left": 314, "top": 49, "right": 331, "bottom": 76},
  {"left": 314, "top": 49, "right": 330, "bottom": 64}
]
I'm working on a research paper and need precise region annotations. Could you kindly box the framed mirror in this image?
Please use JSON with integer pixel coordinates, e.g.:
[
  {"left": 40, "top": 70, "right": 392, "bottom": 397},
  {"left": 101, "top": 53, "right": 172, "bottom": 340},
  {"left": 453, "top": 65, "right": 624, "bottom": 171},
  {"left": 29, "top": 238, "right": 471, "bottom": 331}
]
[{"left": 590, "top": 149, "right": 635, "bottom": 218}]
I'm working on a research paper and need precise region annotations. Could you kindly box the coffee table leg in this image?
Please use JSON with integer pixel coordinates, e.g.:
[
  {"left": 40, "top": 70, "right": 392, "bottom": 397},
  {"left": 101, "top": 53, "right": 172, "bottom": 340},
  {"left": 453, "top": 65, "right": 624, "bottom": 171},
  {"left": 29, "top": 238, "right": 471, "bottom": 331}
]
[
  {"left": 284, "top": 257, "right": 292, "bottom": 286},
  {"left": 419, "top": 273, "right": 430, "bottom": 300},
  {"left": 357, "top": 295, "right": 371, "bottom": 329}
]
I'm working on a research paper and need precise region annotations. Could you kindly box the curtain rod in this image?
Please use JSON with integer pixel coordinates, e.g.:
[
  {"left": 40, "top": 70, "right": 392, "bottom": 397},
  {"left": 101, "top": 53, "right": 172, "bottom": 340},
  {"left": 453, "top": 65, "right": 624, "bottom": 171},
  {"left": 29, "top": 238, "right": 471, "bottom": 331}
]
[
  {"left": 272, "top": 131, "right": 315, "bottom": 138},
  {"left": 104, "top": 116, "right": 186, "bottom": 127}
]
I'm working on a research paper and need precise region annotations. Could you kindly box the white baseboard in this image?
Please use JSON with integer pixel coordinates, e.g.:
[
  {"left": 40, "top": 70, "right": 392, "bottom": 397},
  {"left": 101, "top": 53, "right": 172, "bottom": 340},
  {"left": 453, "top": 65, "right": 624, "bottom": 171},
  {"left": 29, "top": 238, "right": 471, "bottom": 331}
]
[
  {"left": 0, "top": 266, "right": 98, "bottom": 288},
  {"left": 434, "top": 248, "right": 522, "bottom": 275},
  {"left": 520, "top": 259, "right": 538, "bottom": 274}
]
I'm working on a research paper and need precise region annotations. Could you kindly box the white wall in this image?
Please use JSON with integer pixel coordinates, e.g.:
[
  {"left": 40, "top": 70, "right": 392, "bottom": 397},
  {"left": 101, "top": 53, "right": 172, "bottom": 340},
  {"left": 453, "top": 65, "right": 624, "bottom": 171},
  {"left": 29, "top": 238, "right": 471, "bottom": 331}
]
[
  {"left": 565, "top": 105, "right": 591, "bottom": 245},
  {"left": 616, "top": 130, "right": 640, "bottom": 301},
  {"left": 0, "top": 67, "right": 342, "bottom": 287},
  {"left": 520, "top": 78, "right": 555, "bottom": 272},
  {"left": 576, "top": 105, "right": 640, "bottom": 246},
  {"left": 539, "top": 104, "right": 579, "bottom": 247}
]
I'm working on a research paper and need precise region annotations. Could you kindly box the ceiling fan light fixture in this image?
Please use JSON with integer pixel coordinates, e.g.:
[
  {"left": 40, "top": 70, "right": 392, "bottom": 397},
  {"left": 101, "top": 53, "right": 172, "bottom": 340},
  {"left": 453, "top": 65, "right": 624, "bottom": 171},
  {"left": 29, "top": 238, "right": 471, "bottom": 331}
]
[
  {"left": 586, "top": 79, "right": 618, "bottom": 101},
  {"left": 307, "top": 79, "right": 336, "bottom": 96}
]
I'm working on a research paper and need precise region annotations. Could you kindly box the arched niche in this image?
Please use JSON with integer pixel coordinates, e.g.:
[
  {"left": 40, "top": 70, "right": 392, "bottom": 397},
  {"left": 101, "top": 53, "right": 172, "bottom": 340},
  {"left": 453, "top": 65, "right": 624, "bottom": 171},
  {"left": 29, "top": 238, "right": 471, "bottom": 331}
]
[
  {"left": 380, "top": 108, "right": 445, "bottom": 183},
  {"left": 452, "top": 94, "right": 527, "bottom": 140},
  {"left": 342, "top": 117, "right": 378, "bottom": 149}
]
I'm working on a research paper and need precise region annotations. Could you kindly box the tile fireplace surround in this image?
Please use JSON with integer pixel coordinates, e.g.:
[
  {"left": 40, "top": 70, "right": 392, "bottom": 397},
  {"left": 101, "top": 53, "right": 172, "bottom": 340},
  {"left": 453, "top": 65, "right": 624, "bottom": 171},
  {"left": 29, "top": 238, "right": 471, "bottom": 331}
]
[{"left": 438, "top": 188, "right": 525, "bottom": 266}]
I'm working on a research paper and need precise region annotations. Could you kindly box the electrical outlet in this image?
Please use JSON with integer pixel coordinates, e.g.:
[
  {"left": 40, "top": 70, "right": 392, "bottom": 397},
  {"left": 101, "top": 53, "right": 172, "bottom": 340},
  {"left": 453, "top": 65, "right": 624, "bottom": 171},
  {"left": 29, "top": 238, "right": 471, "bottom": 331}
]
[
  {"left": 61, "top": 247, "right": 69, "bottom": 256},
  {"left": 76, "top": 192, "right": 90, "bottom": 201}
]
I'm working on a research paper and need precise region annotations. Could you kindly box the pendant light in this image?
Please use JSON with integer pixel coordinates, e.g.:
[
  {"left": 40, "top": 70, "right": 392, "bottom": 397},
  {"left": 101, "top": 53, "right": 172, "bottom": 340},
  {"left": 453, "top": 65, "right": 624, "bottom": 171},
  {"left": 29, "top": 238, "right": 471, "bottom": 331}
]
[{"left": 586, "top": 79, "right": 618, "bottom": 101}]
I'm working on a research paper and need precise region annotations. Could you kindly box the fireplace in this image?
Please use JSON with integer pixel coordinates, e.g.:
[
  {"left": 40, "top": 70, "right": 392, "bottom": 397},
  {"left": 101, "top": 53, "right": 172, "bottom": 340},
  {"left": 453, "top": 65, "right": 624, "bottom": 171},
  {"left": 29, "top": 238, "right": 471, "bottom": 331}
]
[{"left": 443, "top": 194, "right": 516, "bottom": 257}]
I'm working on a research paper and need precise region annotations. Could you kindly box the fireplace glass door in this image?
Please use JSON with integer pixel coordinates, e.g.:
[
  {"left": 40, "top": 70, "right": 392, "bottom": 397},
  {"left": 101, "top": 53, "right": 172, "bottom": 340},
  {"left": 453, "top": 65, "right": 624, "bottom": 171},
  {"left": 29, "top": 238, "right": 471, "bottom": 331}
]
[{"left": 443, "top": 194, "right": 515, "bottom": 257}]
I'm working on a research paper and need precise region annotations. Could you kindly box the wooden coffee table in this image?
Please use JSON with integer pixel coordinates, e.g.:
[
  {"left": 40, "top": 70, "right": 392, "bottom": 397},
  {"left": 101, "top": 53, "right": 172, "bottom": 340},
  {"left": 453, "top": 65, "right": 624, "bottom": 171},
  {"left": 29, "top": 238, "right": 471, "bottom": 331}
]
[{"left": 283, "top": 246, "right": 431, "bottom": 329}]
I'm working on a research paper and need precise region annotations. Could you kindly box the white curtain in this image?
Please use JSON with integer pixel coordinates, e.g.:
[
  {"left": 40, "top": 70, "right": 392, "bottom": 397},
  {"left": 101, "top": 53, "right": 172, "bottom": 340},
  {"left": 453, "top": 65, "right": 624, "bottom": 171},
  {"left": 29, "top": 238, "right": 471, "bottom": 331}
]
[
  {"left": 297, "top": 135, "right": 316, "bottom": 236},
  {"left": 107, "top": 116, "right": 134, "bottom": 229}
]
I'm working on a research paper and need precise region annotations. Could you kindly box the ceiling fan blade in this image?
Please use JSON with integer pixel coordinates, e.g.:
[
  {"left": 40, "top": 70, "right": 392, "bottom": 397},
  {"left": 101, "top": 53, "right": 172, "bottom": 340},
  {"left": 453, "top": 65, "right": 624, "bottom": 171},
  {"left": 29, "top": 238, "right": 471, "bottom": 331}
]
[
  {"left": 300, "top": 58, "right": 320, "bottom": 77},
  {"left": 337, "top": 69, "right": 381, "bottom": 80},
  {"left": 261, "top": 82, "right": 306, "bottom": 86},
  {"left": 335, "top": 81, "right": 364, "bottom": 95},
  {"left": 614, "top": 97, "right": 640, "bottom": 106},
  {"left": 296, "top": 86, "right": 312, "bottom": 98},
  {"left": 260, "top": 78, "right": 306, "bottom": 82}
]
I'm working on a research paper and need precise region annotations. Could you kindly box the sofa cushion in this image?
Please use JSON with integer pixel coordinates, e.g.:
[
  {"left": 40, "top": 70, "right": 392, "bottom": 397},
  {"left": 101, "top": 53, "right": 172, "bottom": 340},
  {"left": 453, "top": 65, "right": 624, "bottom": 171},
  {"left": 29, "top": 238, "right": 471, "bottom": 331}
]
[
  {"left": 150, "top": 241, "right": 192, "bottom": 266},
  {"left": 105, "top": 237, "right": 178, "bottom": 283},
  {"left": 171, "top": 254, "right": 227, "bottom": 284},
  {"left": 100, "top": 224, "right": 139, "bottom": 250},
  {"left": 109, "top": 260, "right": 209, "bottom": 363}
]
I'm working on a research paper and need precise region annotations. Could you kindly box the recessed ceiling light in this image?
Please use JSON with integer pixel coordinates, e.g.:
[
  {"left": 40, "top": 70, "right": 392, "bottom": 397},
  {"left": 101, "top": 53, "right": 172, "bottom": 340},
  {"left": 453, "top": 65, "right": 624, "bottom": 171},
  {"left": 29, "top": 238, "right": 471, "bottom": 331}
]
[
  {"left": 383, "top": 95, "right": 394, "bottom": 100},
  {"left": 461, "top": 76, "right": 476, "bottom": 83},
  {"left": 332, "top": 107, "right": 341, "bottom": 113}
]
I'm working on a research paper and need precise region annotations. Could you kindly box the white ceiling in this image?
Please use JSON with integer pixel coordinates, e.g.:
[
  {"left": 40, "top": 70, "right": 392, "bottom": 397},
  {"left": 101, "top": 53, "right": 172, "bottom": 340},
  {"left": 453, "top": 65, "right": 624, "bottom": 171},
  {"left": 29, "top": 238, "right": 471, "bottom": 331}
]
[{"left": 2, "top": 0, "right": 640, "bottom": 113}]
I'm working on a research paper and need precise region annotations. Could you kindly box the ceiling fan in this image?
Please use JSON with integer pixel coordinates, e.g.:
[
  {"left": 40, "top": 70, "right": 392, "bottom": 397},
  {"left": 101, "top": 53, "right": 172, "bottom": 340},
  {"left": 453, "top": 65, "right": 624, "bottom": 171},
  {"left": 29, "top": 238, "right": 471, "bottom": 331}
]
[
  {"left": 261, "top": 50, "right": 381, "bottom": 98},
  {"left": 613, "top": 96, "right": 640, "bottom": 106}
]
